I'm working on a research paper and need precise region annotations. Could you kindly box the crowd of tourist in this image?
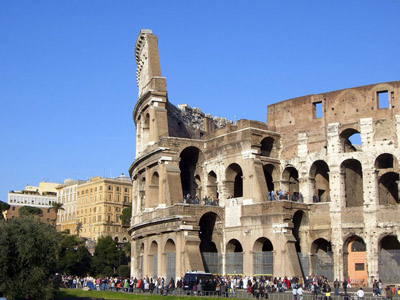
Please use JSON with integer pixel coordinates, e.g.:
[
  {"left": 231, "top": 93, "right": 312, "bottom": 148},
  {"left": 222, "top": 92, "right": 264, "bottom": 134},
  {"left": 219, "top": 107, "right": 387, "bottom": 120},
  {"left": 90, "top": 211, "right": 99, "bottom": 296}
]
[
  {"left": 182, "top": 194, "right": 219, "bottom": 206},
  {"left": 267, "top": 190, "right": 304, "bottom": 202},
  {"left": 61, "top": 273, "right": 400, "bottom": 300}
]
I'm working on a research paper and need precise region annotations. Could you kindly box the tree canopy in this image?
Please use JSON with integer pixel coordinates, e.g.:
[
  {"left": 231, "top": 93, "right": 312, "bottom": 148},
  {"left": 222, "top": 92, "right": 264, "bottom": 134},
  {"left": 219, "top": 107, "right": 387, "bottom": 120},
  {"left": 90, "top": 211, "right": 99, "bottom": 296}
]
[
  {"left": 57, "top": 234, "right": 91, "bottom": 276},
  {"left": 19, "top": 205, "right": 42, "bottom": 217},
  {"left": 91, "top": 236, "right": 123, "bottom": 277},
  {"left": 0, "top": 200, "right": 10, "bottom": 221},
  {"left": 0, "top": 216, "right": 60, "bottom": 300}
]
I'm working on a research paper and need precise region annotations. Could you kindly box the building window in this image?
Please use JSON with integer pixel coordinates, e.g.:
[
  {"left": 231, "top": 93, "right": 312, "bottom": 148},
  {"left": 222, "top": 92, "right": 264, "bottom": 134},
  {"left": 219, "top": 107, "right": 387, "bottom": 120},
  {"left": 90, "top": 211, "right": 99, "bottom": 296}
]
[
  {"left": 100, "top": 186, "right": 102, "bottom": 191},
  {"left": 117, "top": 186, "right": 120, "bottom": 192},
  {"left": 355, "top": 263, "right": 365, "bottom": 271},
  {"left": 125, "top": 188, "right": 128, "bottom": 193},
  {"left": 378, "top": 91, "right": 389, "bottom": 109},
  {"left": 108, "top": 185, "right": 111, "bottom": 191},
  {"left": 314, "top": 101, "right": 323, "bottom": 118}
]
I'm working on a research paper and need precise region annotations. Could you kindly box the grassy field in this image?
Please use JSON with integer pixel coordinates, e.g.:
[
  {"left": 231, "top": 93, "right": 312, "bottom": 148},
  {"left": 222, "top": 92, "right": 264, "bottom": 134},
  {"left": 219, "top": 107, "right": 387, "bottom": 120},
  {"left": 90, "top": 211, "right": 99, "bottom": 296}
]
[{"left": 54, "top": 289, "right": 218, "bottom": 300}]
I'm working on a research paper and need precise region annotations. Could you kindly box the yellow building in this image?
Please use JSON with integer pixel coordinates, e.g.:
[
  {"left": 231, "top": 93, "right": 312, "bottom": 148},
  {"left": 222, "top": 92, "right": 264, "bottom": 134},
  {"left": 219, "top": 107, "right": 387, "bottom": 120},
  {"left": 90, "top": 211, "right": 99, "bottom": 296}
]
[
  {"left": 76, "top": 174, "right": 132, "bottom": 243},
  {"left": 56, "top": 179, "right": 85, "bottom": 234}
]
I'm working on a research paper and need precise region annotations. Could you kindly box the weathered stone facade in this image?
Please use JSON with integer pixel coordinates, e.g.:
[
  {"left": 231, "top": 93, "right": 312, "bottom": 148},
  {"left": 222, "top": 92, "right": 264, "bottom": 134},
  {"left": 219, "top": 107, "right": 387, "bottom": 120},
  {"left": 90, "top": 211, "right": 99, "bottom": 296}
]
[{"left": 129, "top": 29, "right": 400, "bottom": 285}]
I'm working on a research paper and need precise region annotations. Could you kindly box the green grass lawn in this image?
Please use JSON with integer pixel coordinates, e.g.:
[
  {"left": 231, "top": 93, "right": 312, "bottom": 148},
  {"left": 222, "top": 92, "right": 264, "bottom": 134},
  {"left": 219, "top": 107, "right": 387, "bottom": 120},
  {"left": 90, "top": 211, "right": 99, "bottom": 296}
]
[{"left": 54, "top": 289, "right": 219, "bottom": 300}]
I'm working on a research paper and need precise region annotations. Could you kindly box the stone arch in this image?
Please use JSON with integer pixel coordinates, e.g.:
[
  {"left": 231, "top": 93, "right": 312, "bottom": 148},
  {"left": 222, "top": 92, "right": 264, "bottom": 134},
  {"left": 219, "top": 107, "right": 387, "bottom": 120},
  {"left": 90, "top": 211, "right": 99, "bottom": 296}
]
[
  {"left": 139, "top": 242, "right": 145, "bottom": 279},
  {"left": 164, "top": 239, "right": 176, "bottom": 281},
  {"left": 207, "top": 171, "right": 218, "bottom": 199},
  {"left": 282, "top": 165, "right": 299, "bottom": 198},
  {"left": 148, "top": 171, "right": 160, "bottom": 208},
  {"left": 293, "top": 210, "right": 308, "bottom": 253},
  {"left": 310, "top": 238, "right": 333, "bottom": 280},
  {"left": 114, "top": 237, "right": 119, "bottom": 243},
  {"left": 375, "top": 153, "right": 399, "bottom": 205},
  {"left": 343, "top": 235, "right": 367, "bottom": 285},
  {"left": 260, "top": 137, "right": 277, "bottom": 158},
  {"left": 341, "top": 159, "right": 363, "bottom": 207},
  {"left": 253, "top": 237, "right": 274, "bottom": 275},
  {"left": 149, "top": 240, "right": 158, "bottom": 278},
  {"left": 179, "top": 146, "right": 203, "bottom": 198},
  {"left": 340, "top": 128, "right": 361, "bottom": 153},
  {"left": 199, "top": 211, "right": 223, "bottom": 273},
  {"left": 309, "top": 160, "right": 330, "bottom": 202},
  {"left": 225, "top": 163, "right": 243, "bottom": 198},
  {"left": 378, "top": 235, "right": 400, "bottom": 283},
  {"left": 139, "top": 176, "right": 146, "bottom": 211},
  {"left": 226, "top": 238, "right": 243, "bottom": 274},
  {"left": 263, "top": 164, "right": 278, "bottom": 193}
]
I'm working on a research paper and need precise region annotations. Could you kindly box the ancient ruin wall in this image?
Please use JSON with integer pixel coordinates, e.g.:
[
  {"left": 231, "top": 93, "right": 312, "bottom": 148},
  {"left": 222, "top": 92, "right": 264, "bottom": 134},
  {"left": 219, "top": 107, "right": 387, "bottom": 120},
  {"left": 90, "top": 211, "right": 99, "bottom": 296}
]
[{"left": 266, "top": 81, "right": 400, "bottom": 160}]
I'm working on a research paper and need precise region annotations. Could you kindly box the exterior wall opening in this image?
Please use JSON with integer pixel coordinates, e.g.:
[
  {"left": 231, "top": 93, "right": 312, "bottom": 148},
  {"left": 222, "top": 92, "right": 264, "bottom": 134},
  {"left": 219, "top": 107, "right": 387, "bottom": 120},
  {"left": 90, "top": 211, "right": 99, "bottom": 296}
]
[
  {"left": 253, "top": 237, "right": 274, "bottom": 275},
  {"left": 375, "top": 154, "right": 399, "bottom": 205},
  {"left": 165, "top": 239, "right": 176, "bottom": 282},
  {"left": 207, "top": 171, "right": 218, "bottom": 199},
  {"left": 309, "top": 160, "right": 330, "bottom": 202},
  {"left": 340, "top": 128, "right": 362, "bottom": 152},
  {"left": 226, "top": 163, "right": 243, "bottom": 198},
  {"left": 261, "top": 137, "right": 275, "bottom": 157},
  {"left": 311, "top": 238, "right": 333, "bottom": 281},
  {"left": 226, "top": 239, "right": 243, "bottom": 274},
  {"left": 149, "top": 172, "right": 159, "bottom": 208},
  {"left": 149, "top": 241, "right": 158, "bottom": 278},
  {"left": 263, "top": 164, "right": 275, "bottom": 192},
  {"left": 343, "top": 236, "right": 367, "bottom": 286},
  {"left": 341, "top": 159, "right": 363, "bottom": 207},
  {"left": 199, "top": 212, "right": 222, "bottom": 274},
  {"left": 314, "top": 102, "right": 323, "bottom": 119},
  {"left": 379, "top": 235, "right": 400, "bottom": 283},
  {"left": 282, "top": 166, "right": 299, "bottom": 198},
  {"left": 378, "top": 91, "right": 389, "bottom": 109},
  {"left": 180, "top": 147, "right": 202, "bottom": 198}
]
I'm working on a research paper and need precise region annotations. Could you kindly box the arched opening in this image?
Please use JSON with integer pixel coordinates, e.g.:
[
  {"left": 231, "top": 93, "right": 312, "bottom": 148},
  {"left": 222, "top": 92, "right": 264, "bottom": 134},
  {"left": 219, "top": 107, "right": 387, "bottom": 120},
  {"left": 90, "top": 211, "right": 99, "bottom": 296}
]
[
  {"left": 261, "top": 137, "right": 275, "bottom": 157},
  {"left": 139, "top": 177, "right": 146, "bottom": 211},
  {"left": 340, "top": 128, "right": 361, "bottom": 153},
  {"left": 341, "top": 159, "right": 363, "bottom": 207},
  {"left": 379, "top": 235, "right": 400, "bottom": 283},
  {"left": 114, "top": 237, "right": 119, "bottom": 243},
  {"left": 226, "top": 163, "right": 243, "bottom": 198},
  {"left": 139, "top": 243, "right": 144, "bottom": 279},
  {"left": 310, "top": 160, "right": 330, "bottom": 202},
  {"left": 149, "top": 241, "right": 158, "bottom": 278},
  {"left": 343, "top": 236, "right": 367, "bottom": 286},
  {"left": 180, "top": 147, "right": 202, "bottom": 198},
  {"left": 282, "top": 166, "right": 299, "bottom": 199},
  {"left": 142, "top": 113, "right": 150, "bottom": 151},
  {"left": 207, "top": 171, "right": 218, "bottom": 199},
  {"left": 375, "top": 154, "right": 399, "bottom": 205},
  {"left": 149, "top": 172, "right": 160, "bottom": 208},
  {"left": 253, "top": 238, "right": 274, "bottom": 275},
  {"left": 199, "top": 212, "right": 222, "bottom": 273},
  {"left": 311, "top": 238, "right": 333, "bottom": 281},
  {"left": 165, "top": 239, "right": 176, "bottom": 282},
  {"left": 226, "top": 239, "right": 243, "bottom": 274},
  {"left": 263, "top": 164, "right": 275, "bottom": 193},
  {"left": 293, "top": 210, "right": 309, "bottom": 277},
  {"left": 195, "top": 174, "right": 202, "bottom": 200}
]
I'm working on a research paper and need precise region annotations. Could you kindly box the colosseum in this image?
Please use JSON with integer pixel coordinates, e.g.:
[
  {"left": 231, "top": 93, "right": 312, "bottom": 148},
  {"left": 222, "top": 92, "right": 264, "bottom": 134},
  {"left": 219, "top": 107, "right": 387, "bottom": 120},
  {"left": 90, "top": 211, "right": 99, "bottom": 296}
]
[{"left": 128, "top": 29, "right": 400, "bottom": 286}]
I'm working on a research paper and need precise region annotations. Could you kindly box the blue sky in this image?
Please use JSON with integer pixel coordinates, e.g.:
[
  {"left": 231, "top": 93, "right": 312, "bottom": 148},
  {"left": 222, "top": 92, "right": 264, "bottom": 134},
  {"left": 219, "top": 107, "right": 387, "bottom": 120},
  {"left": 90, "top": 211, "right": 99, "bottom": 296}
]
[{"left": 1, "top": 0, "right": 399, "bottom": 201}]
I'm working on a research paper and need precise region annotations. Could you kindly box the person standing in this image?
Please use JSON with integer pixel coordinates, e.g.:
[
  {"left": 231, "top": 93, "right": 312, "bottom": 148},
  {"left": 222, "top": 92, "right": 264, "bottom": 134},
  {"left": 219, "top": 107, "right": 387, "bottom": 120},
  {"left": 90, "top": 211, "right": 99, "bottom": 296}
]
[
  {"left": 342, "top": 279, "right": 348, "bottom": 295},
  {"left": 292, "top": 285, "right": 298, "bottom": 300},
  {"left": 334, "top": 279, "right": 340, "bottom": 296},
  {"left": 297, "top": 285, "right": 304, "bottom": 300}
]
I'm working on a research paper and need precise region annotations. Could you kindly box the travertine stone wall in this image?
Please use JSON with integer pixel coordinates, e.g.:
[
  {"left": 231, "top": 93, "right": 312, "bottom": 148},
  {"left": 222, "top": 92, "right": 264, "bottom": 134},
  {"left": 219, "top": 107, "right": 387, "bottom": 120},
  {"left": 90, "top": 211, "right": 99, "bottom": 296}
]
[{"left": 129, "top": 30, "right": 400, "bottom": 285}]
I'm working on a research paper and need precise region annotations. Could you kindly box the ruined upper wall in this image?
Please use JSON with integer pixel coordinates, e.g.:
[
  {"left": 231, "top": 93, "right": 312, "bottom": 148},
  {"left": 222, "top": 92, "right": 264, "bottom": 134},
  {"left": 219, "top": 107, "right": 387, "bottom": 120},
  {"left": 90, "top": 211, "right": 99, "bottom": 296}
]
[
  {"left": 267, "top": 81, "right": 400, "bottom": 158},
  {"left": 135, "top": 29, "right": 165, "bottom": 97}
]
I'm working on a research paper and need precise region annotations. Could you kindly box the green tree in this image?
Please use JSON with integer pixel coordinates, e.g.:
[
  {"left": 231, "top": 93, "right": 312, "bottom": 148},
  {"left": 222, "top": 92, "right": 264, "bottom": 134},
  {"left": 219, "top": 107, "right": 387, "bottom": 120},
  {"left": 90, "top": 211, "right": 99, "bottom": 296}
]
[
  {"left": 0, "top": 216, "right": 61, "bottom": 300},
  {"left": 50, "top": 201, "right": 64, "bottom": 227},
  {"left": 120, "top": 206, "right": 132, "bottom": 226},
  {"left": 19, "top": 205, "right": 42, "bottom": 217},
  {"left": 57, "top": 234, "right": 91, "bottom": 276},
  {"left": 91, "top": 236, "right": 120, "bottom": 276}
]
